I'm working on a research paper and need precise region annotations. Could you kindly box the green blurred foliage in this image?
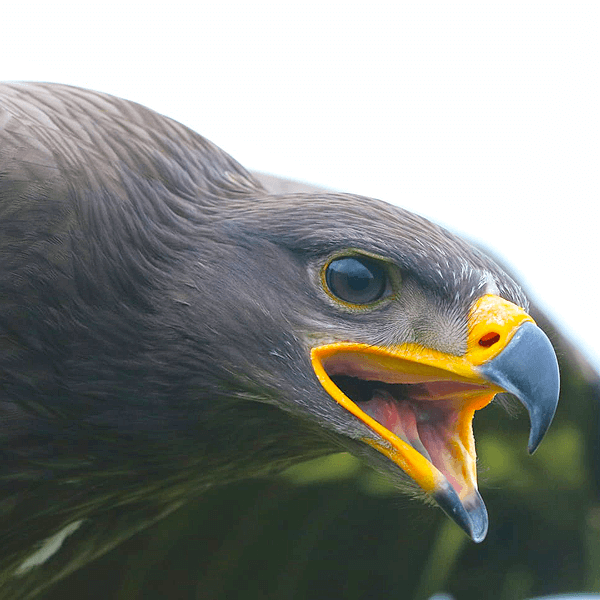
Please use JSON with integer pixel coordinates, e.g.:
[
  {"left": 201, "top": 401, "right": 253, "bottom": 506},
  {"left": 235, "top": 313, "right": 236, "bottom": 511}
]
[{"left": 43, "top": 309, "right": 600, "bottom": 600}]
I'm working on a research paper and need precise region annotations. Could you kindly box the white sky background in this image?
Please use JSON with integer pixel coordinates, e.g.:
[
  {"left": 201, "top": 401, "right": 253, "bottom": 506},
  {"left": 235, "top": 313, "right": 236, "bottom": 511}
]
[{"left": 2, "top": 1, "right": 599, "bottom": 372}]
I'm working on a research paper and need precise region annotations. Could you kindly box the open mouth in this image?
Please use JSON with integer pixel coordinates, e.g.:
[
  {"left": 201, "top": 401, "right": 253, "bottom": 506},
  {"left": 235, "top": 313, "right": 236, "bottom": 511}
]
[
  {"left": 315, "top": 348, "right": 499, "bottom": 499},
  {"left": 331, "top": 375, "right": 481, "bottom": 492},
  {"left": 309, "top": 295, "right": 560, "bottom": 542}
]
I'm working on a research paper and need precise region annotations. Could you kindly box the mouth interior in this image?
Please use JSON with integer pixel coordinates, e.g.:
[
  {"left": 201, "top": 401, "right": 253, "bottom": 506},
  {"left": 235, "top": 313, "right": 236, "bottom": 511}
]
[
  {"left": 331, "top": 375, "right": 457, "bottom": 462},
  {"left": 322, "top": 354, "right": 492, "bottom": 496}
]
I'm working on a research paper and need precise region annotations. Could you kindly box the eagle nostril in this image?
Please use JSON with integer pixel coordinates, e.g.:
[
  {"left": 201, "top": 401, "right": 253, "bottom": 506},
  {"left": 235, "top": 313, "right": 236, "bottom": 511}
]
[{"left": 479, "top": 332, "right": 500, "bottom": 347}]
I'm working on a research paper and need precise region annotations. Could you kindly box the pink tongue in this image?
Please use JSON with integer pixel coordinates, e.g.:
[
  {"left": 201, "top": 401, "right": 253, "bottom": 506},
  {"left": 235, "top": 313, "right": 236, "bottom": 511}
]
[
  {"left": 418, "top": 420, "right": 465, "bottom": 496},
  {"left": 362, "top": 390, "right": 430, "bottom": 459},
  {"left": 360, "top": 390, "right": 468, "bottom": 497}
]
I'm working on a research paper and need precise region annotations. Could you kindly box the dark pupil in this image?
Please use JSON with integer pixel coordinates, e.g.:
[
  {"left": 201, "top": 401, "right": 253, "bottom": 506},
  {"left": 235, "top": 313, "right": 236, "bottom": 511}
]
[{"left": 326, "top": 257, "right": 387, "bottom": 304}]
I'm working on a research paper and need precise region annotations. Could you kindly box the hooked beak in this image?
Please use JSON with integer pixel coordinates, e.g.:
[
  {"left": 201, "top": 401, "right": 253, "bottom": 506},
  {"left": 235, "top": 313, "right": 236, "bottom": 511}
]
[{"left": 311, "top": 294, "right": 560, "bottom": 542}]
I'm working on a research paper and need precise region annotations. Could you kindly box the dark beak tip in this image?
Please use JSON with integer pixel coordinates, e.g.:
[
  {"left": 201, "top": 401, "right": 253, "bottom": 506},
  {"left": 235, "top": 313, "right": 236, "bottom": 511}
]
[
  {"left": 463, "top": 490, "right": 489, "bottom": 543},
  {"left": 471, "top": 526, "right": 488, "bottom": 544},
  {"left": 434, "top": 485, "right": 489, "bottom": 543},
  {"left": 480, "top": 320, "right": 560, "bottom": 454},
  {"left": 528, "top": 409, "right": 553, "bottom": 454}
]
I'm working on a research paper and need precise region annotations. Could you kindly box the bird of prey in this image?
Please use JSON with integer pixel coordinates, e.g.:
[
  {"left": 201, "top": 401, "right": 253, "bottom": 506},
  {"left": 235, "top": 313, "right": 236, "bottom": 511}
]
[{"left": 0, "top": 83, "right": 559, "bottom": 599}]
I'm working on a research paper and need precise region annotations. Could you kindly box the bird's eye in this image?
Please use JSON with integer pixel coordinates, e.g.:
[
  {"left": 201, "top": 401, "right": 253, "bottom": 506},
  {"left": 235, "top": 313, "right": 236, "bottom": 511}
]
[{"left": 324, "top": 256, "right": 389, "bottom": 306}]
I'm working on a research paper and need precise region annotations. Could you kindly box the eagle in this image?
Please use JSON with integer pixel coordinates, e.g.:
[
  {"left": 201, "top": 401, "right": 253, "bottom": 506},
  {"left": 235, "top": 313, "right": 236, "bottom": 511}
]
[{"left": 0, "top": 83, "right": 559, "bottom": 600}]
